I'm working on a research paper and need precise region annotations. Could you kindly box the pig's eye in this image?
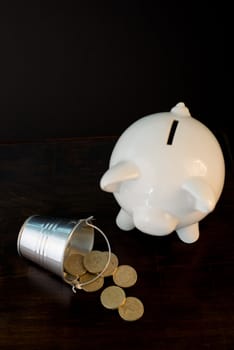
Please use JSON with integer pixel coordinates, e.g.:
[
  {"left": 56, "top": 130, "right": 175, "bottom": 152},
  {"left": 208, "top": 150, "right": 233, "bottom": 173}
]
[{"left": 167, "top": 120, "right": 179, "bottom": 145}]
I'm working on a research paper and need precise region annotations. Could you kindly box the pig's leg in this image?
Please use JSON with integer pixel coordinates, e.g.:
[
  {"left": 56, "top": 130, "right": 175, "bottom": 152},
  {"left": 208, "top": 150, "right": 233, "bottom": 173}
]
[
  {"left": 176, "top": 223, "right": 199, "bottom": 243},
  {"left": 116, "top": 209, "right": 135, "bottom": 231}
]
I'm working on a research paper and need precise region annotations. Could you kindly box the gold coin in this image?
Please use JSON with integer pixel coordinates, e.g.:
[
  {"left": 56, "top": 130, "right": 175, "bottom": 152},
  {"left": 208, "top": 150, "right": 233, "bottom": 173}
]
[
  {"left": 113, "top": 265, "right": 137, "bottom": 288},
  {"left": 78, "top": 272, "right": 104, "bottom": 292},
  {"left": 100, "top": 285, "right": 126, "bottom": 310},
  {"left": 64, "top": 272, "right": 77, "bottom": 283},
  {"left": 101, "top": 252, "right": 119, "bottom": 277},
  {"left": 83, "top": 250, "right": 108, "bottom": 274},
  {"left": 118, "top": 297, "right": 144, "bottom": 321},
  {"left": 64, "top": 253, "right": 87, "bottom": 277}
]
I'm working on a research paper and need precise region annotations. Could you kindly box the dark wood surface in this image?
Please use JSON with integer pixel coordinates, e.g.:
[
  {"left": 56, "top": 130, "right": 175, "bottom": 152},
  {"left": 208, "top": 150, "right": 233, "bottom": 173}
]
[{"left": 0, "top": 137, "right": 233, "bottom": 350}]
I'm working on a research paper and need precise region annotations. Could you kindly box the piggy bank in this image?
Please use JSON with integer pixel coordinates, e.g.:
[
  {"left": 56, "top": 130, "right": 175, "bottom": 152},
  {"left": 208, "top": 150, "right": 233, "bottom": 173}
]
[{"left": 100, "top": 102, "right": 225, "bottom": 243}]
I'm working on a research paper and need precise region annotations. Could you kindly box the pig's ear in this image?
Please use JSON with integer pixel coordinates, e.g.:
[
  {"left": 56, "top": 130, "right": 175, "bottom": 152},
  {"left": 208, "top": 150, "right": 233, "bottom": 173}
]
[
  {"left": 100, "top": 161, "right": 140, "bottom": 193},
  {"left": 182, "top": 177, "right": 216, "bottom": 213}
]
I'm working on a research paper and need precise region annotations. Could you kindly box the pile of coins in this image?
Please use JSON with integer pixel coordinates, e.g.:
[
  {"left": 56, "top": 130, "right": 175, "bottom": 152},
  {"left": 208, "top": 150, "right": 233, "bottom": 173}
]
[{"left": 64, "top": 250, "right": 144, "bottom": 321}]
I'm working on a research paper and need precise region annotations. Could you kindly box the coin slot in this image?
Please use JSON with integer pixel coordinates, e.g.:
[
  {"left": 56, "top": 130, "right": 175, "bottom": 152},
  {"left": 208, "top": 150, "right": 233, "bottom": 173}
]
[{"left": 167, "top": 120, "right": 179, "bottom": 145}]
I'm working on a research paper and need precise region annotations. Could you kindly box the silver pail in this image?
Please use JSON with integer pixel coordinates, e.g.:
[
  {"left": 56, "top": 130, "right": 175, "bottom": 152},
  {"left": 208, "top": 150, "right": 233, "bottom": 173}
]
[{"left": 17, "top": 215, "right": 94, "bottom": 281}]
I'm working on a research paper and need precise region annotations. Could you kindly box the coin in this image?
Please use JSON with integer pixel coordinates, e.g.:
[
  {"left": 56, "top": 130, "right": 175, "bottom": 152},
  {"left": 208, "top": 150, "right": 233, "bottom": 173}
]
[
  {"left": 78, "top": 272, "right": 104, "bottom": 292},
  {"left": 64, "top": 253, "right": 87, "bottom": 277},
  {"left": 100, "top": 285, "right": 126, "bottom": 310},
  {"left": 101, "top": 252, "right": 119, "bottom": 277},
  {"left": 113, "top": 265, "right": 137, "bottom": 288},
  {"left": 118, "top": 297, "right": 144, "bottom": 321},
  {"left": 64, "top": 272, "right": 77, "bottom": 283},
  {"left": 83, "top": 250, "right": 108, "bottom": 274}
]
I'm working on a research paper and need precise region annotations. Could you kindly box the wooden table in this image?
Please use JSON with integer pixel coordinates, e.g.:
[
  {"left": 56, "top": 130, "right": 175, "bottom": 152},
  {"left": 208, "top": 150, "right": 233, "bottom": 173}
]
[{"left": 0, "top": 137, "right": 233, "bottom": 350}]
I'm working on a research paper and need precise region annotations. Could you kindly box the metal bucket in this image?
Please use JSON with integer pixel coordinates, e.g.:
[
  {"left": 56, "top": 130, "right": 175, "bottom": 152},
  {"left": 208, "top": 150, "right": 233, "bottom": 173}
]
[{"left": 17, "top": 215, "right": 94, "bottom": 281}]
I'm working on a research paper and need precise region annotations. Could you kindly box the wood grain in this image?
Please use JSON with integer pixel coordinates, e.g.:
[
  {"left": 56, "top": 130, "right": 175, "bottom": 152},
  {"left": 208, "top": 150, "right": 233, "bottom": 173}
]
[{"left": 0, "top": 137, "right": 233, "bottom": 350}]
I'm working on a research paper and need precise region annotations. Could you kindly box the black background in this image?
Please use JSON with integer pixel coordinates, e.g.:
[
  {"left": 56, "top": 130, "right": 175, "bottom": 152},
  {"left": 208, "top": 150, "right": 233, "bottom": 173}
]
[{"left": 0, "top": 1, "right": 233, "bottom": 149}]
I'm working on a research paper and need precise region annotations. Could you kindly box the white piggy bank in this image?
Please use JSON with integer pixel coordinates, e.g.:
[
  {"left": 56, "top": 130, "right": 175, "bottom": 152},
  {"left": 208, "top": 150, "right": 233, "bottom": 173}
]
[{"left": 100, "top": 102, "right": 225, "bottom": 243}]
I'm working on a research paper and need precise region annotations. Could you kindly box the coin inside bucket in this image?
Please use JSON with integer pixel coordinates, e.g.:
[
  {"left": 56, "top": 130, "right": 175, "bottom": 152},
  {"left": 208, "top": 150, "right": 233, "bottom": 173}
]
[
  {"left": 63, "top": 219, "right": 95, "bottom": 283},
  {"left": 63, "top": 218, "right": 113, "bottom": 290}
]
